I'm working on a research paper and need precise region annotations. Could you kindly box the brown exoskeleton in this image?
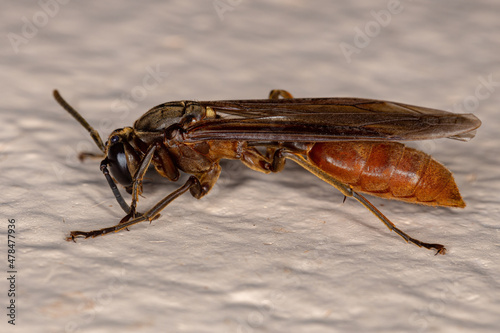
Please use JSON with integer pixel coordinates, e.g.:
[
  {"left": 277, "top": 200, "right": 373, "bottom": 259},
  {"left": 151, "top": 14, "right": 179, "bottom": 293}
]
[{"left": 54, "top": 89, "right": 481, "bottom": 255}]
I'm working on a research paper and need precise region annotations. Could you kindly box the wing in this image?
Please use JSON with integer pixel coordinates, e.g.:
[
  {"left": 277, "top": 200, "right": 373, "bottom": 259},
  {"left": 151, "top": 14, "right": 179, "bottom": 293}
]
[{"left": 183, "top": 98, "right": 481, "bottom": 143}]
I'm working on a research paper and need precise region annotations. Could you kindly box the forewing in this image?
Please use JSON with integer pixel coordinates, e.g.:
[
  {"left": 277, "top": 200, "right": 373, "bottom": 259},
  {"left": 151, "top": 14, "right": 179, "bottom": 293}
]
[{"left": 184, "top": 98, "right": 481, "bottom": 142}]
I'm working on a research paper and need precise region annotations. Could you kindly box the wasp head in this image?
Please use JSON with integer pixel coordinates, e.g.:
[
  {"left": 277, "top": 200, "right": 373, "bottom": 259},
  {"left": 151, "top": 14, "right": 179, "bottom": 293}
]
[{"left": 104, "top": 127, "right": 137, "bottom": 191}]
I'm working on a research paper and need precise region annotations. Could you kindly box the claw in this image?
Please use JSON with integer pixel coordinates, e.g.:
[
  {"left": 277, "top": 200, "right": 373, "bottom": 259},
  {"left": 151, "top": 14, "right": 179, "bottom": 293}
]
[
  {"left": 434, "top": 245, "right": 447, "bottom": 255},
  {"left": 65, "top": 234, "right": 77, "bottom": 242}
]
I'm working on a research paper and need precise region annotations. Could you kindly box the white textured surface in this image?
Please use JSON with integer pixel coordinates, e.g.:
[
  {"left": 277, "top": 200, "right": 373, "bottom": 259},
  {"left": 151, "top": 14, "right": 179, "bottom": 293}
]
[{"left": 1, "top": 1, "right": 499, "bottom": 332}]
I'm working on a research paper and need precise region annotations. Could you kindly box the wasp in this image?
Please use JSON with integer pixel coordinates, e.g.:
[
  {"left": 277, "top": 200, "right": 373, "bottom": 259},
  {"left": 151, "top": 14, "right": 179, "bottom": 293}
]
[{"left": 54, "top": 89, "right": 481, "bottom": 254}]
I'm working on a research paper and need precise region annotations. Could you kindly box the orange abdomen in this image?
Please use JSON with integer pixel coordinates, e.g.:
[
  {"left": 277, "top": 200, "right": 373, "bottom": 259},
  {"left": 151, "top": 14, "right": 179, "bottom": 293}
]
[{"left": 307, "top": 142, "right": 465, "bottom": 207}]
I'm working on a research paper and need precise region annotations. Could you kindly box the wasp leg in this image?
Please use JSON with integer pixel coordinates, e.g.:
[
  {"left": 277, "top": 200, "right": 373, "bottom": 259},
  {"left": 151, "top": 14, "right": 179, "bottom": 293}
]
[
  {"left": 239, "top": 148, "right": 274, "bottom": 174},
  {"left": 98, "top": 145, "right": 155, "bottom": 220},
  {"left": 100, "top": 161, "right": 131, "bottom": 214},
  {"left": 269, "top": 89, "right": 294, "bottom": 99},
  {"left": 284, "top": 152, "right": 447, "bottom": 255},
  {"left": 267, "top": 149, "right": 286, "bottom": 172},
  {"left": 189, "top": 164, "right": 221, "bottom": 199},
  {"left": 67, "top": 163, "right": 221, "bottom": 240},
  {"left": 239, "top": 146, "right": 287, "bottom": 174},
  {"left": 66, "top": 176, "right": 200, "bottom": 240},
  {"left": 97, "top": 145, "right": 157, "bottom": 226},
  {"left": 127, "top": 145, "right": 157, "bottom": 218}
]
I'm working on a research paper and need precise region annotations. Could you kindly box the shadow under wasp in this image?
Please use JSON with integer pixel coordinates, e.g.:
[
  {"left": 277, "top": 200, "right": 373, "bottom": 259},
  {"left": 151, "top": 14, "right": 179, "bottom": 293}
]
[{"left": 54, "top": 89, "right": 481, "bottom": 255}]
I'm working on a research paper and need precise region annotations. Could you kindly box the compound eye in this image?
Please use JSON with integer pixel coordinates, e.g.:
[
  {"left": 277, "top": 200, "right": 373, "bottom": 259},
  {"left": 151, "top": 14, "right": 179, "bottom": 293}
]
[{"left": 107, "top": 138, "right": 133, "bottom": 186}]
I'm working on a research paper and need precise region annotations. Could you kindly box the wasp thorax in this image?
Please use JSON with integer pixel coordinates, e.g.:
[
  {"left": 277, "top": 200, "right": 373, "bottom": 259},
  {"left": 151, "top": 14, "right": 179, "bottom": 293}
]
[{"left": 134, "top": 102, "right": 188, "bottom": 132}]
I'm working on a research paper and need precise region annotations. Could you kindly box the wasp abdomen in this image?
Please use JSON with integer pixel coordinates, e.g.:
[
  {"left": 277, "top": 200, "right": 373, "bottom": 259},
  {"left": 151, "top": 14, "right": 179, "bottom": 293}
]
[{"left": 307, "top": 142, "right": 465, "bottom": 208}]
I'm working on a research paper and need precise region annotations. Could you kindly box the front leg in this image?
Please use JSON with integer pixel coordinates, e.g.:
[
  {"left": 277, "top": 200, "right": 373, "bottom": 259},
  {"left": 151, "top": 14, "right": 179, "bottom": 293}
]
[
  {"left": 67, "top": 176, "right": 200, "bottom": 240},
  {"left": 110, "top": 145, "right": 158, "bottom": 226},
  {"left": 66, "top": 163, "right": 222, "bottom": 240},
  {"left": 98, "top": 145, "right": 156, "bottom": 218},
  {"left": 127, "top": 145, "right": 157, "bottom": 218}
]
